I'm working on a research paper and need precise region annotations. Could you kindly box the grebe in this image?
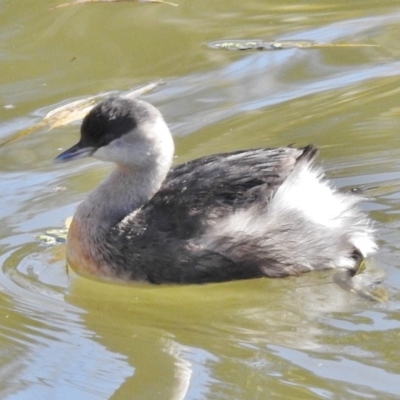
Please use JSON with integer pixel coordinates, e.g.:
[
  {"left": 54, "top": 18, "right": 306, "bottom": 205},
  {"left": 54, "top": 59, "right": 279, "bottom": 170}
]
[{"left": 55, "top": 96, "right": 376, "bottom": 284}]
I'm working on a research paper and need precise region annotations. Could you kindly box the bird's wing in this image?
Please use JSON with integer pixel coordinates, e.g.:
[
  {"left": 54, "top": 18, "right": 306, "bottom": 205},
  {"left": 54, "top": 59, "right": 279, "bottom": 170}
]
[
  {"left": 164, "top": 145, "right": 315, "bottom": 204},
  {"left": 123, "top": 146, "right": 317, "bottom": 239}
]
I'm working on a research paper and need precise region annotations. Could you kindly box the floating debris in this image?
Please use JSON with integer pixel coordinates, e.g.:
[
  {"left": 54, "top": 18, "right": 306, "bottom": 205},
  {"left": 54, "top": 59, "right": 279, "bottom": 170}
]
[
  {"left": 207, "top": 39, "right": 377, "bottom": 51},
  {"left": 0, "top": 81, "right": 162, "bottom": 148},
  {"left": 36, "top": 217, "right": 72, "bottom": 246},
  {"left": 51, "top": 0, "right": 178, "bottom": 9},
  {"left": 37, "top": 229, "right": 68, "bottom": 245},
  {"left": 333, "top": 259, "right": 388, "bottom": 302}
]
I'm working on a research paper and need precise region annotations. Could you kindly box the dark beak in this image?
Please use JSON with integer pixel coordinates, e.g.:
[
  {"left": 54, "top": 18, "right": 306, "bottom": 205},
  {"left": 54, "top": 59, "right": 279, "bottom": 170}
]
[{"left": 54, "top": 142, "right": 95, "bottom": 163}]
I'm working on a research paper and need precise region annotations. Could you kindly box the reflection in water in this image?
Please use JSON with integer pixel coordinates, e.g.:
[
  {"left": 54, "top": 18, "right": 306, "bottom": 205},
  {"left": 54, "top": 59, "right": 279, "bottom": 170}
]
[
  {"left": 0, "top": 252, "right": 133, "bottom": 399},
  {"left": 270, "top": 344, "right": 400, "bottom": 397},
  {"left": 146, "top": 12, "right": 400, "bottom": 140},
  {"left": 64, "top": 270, "right": 389, "bottom": 399}
]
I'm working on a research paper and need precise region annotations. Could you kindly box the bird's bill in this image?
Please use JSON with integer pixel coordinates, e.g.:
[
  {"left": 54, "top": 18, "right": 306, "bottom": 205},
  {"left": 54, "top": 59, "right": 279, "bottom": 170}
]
[{"left": 54, "top": 142, "right": 95, "bottom": 163}]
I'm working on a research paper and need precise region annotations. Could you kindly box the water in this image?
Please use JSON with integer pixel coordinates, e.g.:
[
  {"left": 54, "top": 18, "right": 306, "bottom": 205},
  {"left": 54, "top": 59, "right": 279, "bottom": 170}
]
[{"left": 1, "top": 1, "right": 400, "bottom": 398}]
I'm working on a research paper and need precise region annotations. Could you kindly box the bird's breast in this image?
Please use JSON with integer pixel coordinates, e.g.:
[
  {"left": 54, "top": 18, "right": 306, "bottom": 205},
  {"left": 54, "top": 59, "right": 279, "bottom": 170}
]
[{"left": 66, "top": 218, "right": 109, "bottom": 279}]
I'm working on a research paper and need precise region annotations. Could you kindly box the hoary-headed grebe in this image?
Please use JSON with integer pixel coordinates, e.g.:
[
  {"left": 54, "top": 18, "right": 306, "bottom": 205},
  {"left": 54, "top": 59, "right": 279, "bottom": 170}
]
[{"left": 55, "top": 96, "right": 376, "bottom": 284}]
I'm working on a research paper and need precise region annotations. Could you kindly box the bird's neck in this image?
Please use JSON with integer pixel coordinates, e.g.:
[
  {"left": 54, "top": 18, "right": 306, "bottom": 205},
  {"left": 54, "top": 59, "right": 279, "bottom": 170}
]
[
  {"left": 84, "top": 164, "right": 167, "bottom": 227},
  {"left": 66, "top": 162, "right": 170, "bottom": 279}
]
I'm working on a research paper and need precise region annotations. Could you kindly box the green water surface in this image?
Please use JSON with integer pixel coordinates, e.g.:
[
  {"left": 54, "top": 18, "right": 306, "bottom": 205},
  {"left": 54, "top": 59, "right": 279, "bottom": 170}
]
[{"left": 1, "top": 1, "right": 400, "bottom": 399}]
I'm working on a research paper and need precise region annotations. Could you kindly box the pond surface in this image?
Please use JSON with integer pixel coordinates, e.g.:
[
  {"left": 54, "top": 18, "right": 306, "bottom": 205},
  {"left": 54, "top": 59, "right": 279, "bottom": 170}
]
[{"left": 1, "top": 0, "right": 400, "bottom": 399}]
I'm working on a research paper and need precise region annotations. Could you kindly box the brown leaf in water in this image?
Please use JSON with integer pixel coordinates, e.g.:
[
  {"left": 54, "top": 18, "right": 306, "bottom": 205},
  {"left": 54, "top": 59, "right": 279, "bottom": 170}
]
[
  {"left": 0, "top": 81, "right": 162, "bottom": 148},
  {"left": 51, "top": 0, "right": 178, "bottom": 9},
  {"left": 45, "top": 98, "right": 97, "bottom": 129},
  {"left": 45, "top": 80, "right": 162, "bottom": 129}
]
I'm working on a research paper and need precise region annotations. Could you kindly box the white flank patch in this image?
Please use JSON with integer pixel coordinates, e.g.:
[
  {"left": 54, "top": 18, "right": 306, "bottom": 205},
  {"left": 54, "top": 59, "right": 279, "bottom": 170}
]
[
  {"left": 207, "top": 159, "right": 376, "bottom": 259},
  {"left": 270, "top": 162, "right": 356, "bottom": 229}
]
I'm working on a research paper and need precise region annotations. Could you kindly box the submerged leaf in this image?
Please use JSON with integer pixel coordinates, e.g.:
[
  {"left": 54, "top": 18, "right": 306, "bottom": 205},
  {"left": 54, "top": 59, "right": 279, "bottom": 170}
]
[
  {"left": 51, "top": 0, "right": 178, "bottom": 9},
  {"left": 0, "top": 124, "right": 45, "bottom": 148},
  {"left": 207, "top": 39, "right": 377, "bottom": 51},
  {"left": 0, "top": 81, "right": 162, "bottom": 148}
]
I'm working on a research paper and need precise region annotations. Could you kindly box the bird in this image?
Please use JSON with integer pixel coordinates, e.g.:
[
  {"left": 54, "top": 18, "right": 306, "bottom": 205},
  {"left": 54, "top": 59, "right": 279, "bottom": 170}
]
[{"left": 55, "top": 96, "right": 376, "bottom": 285}]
